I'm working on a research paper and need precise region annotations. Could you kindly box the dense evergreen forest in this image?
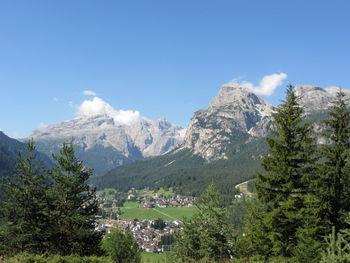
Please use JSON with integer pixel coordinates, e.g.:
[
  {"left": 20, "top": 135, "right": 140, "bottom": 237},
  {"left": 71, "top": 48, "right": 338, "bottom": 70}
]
[{"left": 91, "top": 134, "right": 268, "bottom": 203}]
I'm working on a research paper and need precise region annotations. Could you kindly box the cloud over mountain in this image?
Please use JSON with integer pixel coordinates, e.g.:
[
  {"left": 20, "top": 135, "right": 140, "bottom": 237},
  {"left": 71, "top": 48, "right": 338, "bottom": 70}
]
[
  {"left": 77, "top": 97, "right": 140, "bottom": 125},
  {"left": 231, "top": 73, "right": 287, "bottom": 96}
]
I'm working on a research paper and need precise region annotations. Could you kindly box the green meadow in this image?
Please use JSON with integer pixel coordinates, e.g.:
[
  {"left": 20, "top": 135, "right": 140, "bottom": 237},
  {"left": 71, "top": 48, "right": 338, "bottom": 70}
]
[
  {"left": 141, "top": 252, "right": 166, "bottom": 263},
  {"left": 117, "top": 201, "right": 196, "bottom": 221}
]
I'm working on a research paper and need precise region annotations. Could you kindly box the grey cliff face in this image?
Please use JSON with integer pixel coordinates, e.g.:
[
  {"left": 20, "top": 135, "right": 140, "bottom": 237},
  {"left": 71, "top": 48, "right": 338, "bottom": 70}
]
[
  {"left": 27, "top": 115, "right": 185, "bottom": 174},
  {"left": 295, "top": 85, "right": 350, "bottom": 113},
  {"left": 182, "top": 83, "right": 274, "bottom": 161}
]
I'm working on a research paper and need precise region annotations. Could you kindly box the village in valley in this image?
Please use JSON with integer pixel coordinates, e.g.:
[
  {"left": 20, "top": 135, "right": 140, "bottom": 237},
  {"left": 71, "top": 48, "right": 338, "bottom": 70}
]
[{"left": 95, "top": 187, "right": 196, "bottom": 253}]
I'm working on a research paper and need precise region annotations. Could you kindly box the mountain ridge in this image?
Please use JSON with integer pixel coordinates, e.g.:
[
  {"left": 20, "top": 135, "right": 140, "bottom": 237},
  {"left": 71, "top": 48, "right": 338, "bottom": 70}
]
[{"left": 25, "top": 116, "right": 185, "bottom": 175}]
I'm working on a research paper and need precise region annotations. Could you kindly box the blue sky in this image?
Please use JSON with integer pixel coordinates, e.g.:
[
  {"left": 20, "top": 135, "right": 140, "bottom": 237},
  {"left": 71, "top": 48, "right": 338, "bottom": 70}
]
[{"left": 1, "top": 0, "right": 349, "bottom": 138}]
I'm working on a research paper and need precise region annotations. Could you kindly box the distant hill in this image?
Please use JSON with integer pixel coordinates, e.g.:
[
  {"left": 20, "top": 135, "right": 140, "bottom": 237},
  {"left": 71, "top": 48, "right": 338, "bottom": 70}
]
[{"left": 0, "top": 131, "right": 52, "bottom": 179}]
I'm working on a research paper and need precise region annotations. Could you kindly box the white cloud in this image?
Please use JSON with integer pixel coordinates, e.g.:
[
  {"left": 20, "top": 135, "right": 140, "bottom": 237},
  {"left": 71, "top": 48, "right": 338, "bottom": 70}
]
[
  {"left": 77, "top": 97, "right": 140, "bottom": 125},
  {"left": 53, "top": 97, "right": 58, "bottom": 102},
  {"left": 231, "top": 73, "right": 287, "bottom": 96},
  {"left": 39, "top": 122, "right": 48, "bottom": 129},
  {"left": 82, "top": 90, "right": 97, "bottom": 96}
]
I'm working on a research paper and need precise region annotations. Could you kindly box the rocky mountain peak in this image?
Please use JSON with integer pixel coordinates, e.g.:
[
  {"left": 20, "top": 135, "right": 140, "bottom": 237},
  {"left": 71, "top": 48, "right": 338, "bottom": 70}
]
[
  {"left": 182, "top": 83, "right": 349, "bottom": 163},
  {"left": 210, "top": 83, "right": 260, "bottom": 107},
  {"left": 209, "top": 83, "right": 273, "bottom": 118},
  {"left": 182, "top": 83, "right": 274, "bottom": 161},
  {"left": 296, "top": 85, "right": 350, "bottom": 113}
]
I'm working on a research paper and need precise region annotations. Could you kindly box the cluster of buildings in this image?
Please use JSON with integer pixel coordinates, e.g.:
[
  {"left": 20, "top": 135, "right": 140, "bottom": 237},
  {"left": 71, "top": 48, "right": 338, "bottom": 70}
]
[
  {"left": 96, "top": 219, "right": 181, "bottom": 253},
  {"left": 128, "top": 192, "right": 195, "bottom": 209},
  {"left": 95, "top": 188, "right": 195, "bottom": 252},
  {"left": 96, "top": 189, "right": 196, "bottom": 212}
]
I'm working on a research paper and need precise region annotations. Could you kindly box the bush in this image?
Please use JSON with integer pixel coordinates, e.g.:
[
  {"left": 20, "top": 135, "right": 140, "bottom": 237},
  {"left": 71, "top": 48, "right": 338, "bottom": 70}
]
[{"left": 0, "top": 253, "right": 112, "bottom": 263}]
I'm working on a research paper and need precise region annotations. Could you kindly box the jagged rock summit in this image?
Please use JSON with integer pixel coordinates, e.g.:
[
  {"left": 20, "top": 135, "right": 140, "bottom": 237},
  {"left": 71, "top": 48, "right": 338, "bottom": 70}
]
[
  {"left": 27, "top": 115, "right": 185, "bottom": 175},
  {"left": 295, "top": 85, "right": 350, "bottom": 113},
  {"left": 182, "top": 83, "right": 349, "bottom": 162},
  {"left": 182, "top": 83, "right": 274, "bottom": 161}
]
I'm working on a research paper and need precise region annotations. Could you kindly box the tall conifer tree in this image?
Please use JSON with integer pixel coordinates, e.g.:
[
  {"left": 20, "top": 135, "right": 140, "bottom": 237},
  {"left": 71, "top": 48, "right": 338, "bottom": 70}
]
[
  {"left": 174, "top": 184, "right": 233, "bottom": 261},
  {"left": 318, "top": 90, "right": 350, "bottom": 232},
  {"left": 47, "top": 141, "right": 103, "bottom": 256},
  {"left": 251, "top": 85, "right": 316, "bottom": 257},
  {"left": 0, "top": 141, "right": 51, "bottom": 255}
]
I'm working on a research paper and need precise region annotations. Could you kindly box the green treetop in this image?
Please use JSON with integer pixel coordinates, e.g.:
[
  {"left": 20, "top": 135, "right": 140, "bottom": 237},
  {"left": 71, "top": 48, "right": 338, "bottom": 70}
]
[
  {"left": 318, "top": 90, "right": 350, "bottom": 232},
  {"left": 173, "top": 183, "right": 233, "bottom": 261},
  {"left": 0, "top": 140, "right": 51, "bottom": 255},
  {"left": 47, "top": 141, "right": 103, "bottom": 256},
  {"left": 251, "top": 85, "right": 317, "bottom": 257}
]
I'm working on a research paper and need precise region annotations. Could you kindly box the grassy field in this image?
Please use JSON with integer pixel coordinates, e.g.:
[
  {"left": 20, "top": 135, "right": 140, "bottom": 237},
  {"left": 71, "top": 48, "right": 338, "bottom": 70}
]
[
  {"left": 117, "top": 202, "right": 197, "bottom": 221},
  {"left": 123, "top": 201, "right": 140, "bottom": 208},
  {"left": 157, "top": 206, "right": 196, "bottom": 220},
  {"left": 141, "top": 252, "right": 166, "bottom": 263}
]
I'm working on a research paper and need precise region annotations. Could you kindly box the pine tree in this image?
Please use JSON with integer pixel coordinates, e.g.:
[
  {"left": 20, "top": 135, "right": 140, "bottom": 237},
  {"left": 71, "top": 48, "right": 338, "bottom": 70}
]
[
  {"left": 101, "top": 227, "right": 141, "bottom": 263},
  {"left": 250, "top": 85, "right": 317, "bottom": 257},
  {"left": 173, "top": 183, "right": 233, "bottom": 261},
  {"left": 237, "top": 200, "right": 272, "bottom": 260},
  {"left": 293, "top": 194, "right": 324, "bottom": 263},
  {"left": 47, "top": 141, "right": 103, "bottom": 256},
  {"left": 318, "top": 90, "right": 350, "bottom": 232},
  {"left": 0, "top": 141, "right": 51, "bottom": 255},
  {"left": 321, "top": 213, "right": 350, "bottom": 263}
]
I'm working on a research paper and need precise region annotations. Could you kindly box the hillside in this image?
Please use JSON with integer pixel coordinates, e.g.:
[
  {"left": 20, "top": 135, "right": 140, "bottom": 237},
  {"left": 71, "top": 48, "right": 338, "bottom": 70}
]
[
  {"left": 91, "top": 133, "right": 267, "bottom": 201},
  {"left": 0, "top": 131, "right": 52, "bottom": 179}
]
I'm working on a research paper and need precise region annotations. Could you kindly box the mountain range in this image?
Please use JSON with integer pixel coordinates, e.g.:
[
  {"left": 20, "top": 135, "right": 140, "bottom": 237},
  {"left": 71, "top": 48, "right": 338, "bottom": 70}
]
[
  {"left": 25, "top": 116, "right": 185, "bottom": 175},
  {"left": 2, "top": 83, "right": 348, "bottom": 199},
  {"left": 8, "top": 84, "right": 347, "bottom": 198}
]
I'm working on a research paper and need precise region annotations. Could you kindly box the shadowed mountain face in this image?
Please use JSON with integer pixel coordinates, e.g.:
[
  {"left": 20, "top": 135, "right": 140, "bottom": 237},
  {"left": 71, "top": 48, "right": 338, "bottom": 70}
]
[
  {"left": 91, "top": 84, "right": 349, "bottom": 196},
  {"left": 0, "top": 131, "right": 52, "bottom": 179},
  {"left": 24, "top": 116, "right": 185, "bottom": 176}
]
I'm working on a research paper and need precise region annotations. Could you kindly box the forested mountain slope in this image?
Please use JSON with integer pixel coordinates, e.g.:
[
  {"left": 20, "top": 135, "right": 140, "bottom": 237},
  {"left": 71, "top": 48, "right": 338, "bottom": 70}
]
[{"left": 0, "top": 131, "right": 52, "bottom": 179}]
